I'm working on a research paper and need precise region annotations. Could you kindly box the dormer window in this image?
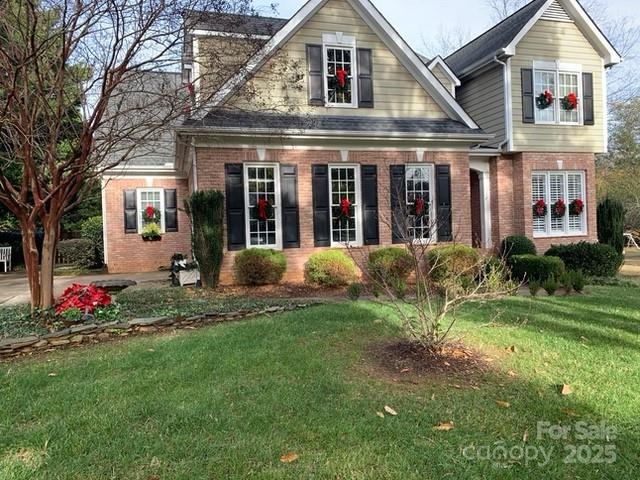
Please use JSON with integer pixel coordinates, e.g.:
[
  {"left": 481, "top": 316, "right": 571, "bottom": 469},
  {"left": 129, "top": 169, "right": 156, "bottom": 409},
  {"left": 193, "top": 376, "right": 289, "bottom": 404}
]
[{"left": 322, "top": 33, "right": 357, "bottom": 108}]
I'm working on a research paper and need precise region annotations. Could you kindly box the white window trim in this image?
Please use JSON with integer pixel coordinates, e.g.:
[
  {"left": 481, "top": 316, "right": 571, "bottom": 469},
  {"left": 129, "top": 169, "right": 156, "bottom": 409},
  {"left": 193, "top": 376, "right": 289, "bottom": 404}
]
[
  {"left": 322, "top": 33, "right": 358, "bottom": 109},
  {"left": 532, "top": 170, "right": 587, "bottom": 238},
  {"left": 137, "top": 188, "right": 165, "bottom": 234},
  {"left": 243, "top": 163, "right": 283, "bottom": 250},
  {"left": 533, "top": 60, "right": 583, "bottom": 126},
  {"left": 405, "top": 164, "right": 437, "bottom": 243},
  {"left": 329, "top": 164, "right": 363, "bottom": 248}
]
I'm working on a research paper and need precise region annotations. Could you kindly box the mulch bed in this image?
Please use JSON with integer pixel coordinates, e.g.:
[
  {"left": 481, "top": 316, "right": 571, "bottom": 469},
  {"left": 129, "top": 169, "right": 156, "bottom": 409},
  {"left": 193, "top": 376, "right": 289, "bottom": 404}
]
[{"left": 215, "top": 283, "right": 348, "bottom": 299}]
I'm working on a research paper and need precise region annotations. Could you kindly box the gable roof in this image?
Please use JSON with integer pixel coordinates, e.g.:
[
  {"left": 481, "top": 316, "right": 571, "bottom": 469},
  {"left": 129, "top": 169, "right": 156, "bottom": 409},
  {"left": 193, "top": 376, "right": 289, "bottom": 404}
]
[
  {"left": 446, "top": 0, "right": 621, "bottom": 78},
  {"left": 428, "top": 56, "right": 461, "bottom": 87},
  {"left": 192, "top": 0, "right": 479, "bottom": 129},
  {"left": 186, "top": 11, "right": 288, "bottom": 37}
]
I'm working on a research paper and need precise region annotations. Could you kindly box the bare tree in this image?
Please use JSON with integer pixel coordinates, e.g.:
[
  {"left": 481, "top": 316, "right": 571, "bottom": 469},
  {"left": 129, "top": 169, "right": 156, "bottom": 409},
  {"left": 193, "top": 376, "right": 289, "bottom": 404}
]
[
  {"left": 0, "top": 0, "right": 291, "bottom": 310},
  {"left": 421, "top": 24, "right": 473, "bottom": 59},
  {"left": 347, "top": 182, "right": 517, "bottom": 351}
]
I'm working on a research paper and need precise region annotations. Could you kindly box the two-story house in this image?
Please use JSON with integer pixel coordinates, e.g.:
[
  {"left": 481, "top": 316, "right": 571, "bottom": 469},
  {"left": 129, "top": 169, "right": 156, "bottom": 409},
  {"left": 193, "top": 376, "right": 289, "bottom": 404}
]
[{"left": 101, "top": 0, "right": 620, "bottom": 283}]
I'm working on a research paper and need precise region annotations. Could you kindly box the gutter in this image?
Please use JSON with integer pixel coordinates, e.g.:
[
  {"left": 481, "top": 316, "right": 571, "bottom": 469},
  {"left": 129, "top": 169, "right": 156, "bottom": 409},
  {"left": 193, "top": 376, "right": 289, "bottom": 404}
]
[{"left": 492, "top": 56, "right": 511, "bottom": 152}]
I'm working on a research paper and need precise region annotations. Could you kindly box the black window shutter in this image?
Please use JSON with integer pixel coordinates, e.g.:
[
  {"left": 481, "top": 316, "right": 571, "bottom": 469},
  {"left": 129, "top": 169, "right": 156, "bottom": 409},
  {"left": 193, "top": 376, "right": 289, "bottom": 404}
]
[
  {"left": 521, "top": 68, "right": 535, "bottom": 124},
  {"left": 436, "top": 165, "right": 453, "bottom": 242},
  {"left": 390, "top": 165, "right": 406, "bottom": 244},
  {"left": 357, "top": 48, "right": 374, "bottom": 108},
  {"left": 361, "top": 165, "right": 379, "bottom": 245},
  {"left": 225, "top": 164, "right": 246, "bottom": 251},
  {"left": 312, "top": 164, "right": 330, "bottom": 247},
  {"left": 123, "top": 190, "right": 137, "bottom": 234},
  {"left": 280, "top": 164, "right": 300, "bottom": 249},
  {"left": 582, "top": 72, "right": 594, "bottom": 125},
  {"left": 306, "top": 44, "right": 324, "bottom": 106},
  {"left": 164, "top": 189, "right": 178, "bottom": 232}
]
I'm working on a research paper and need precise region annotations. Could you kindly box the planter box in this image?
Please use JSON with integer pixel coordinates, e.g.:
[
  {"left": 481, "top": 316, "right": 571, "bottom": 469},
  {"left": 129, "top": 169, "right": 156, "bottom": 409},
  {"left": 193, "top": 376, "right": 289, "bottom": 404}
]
[
  {"left": 142, "top": 236, "right": 162, "bottom": 242},
  {"left": 178, "top": 269, "right": 200, "bottom": 286}
]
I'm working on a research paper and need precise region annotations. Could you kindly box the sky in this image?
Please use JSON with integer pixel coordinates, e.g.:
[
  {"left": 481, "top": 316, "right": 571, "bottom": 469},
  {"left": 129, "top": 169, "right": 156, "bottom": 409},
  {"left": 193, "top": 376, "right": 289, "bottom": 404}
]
[{"left": 254, "top": 0, "right": 640, "bottom": 57}]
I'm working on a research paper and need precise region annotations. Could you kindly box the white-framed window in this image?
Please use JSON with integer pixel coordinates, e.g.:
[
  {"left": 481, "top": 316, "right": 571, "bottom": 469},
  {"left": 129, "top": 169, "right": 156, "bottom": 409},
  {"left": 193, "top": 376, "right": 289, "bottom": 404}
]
[
  {"left": 329, "top": 165, "right": 362, "bottom": 246},
  {"left": 531, "top": 171, "right": 586, "bottom": 237},
  {"left": 137, "top": 188, "right": 165, "bottom": 233},
  {"left": 533, "top": 61, "right": 582, "bottom": 125},
  {"left": 322, "top": 33, "right": 357, "bottom": 108},
  {"left": 244, "top": 164, "right": 282, "bottom": 249},
  {"left": 405, "top": 165, "right": 436, "bottom": 241}
]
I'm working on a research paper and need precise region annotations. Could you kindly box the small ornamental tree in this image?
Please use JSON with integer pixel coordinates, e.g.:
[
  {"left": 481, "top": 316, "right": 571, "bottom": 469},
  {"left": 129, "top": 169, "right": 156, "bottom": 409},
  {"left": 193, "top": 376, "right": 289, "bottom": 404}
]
[
  {"left": 597, "top": 198, "right": 625, "bottom": 254},
  {"left": 185, "top": 191, "right": 224, "bottom": 288}
]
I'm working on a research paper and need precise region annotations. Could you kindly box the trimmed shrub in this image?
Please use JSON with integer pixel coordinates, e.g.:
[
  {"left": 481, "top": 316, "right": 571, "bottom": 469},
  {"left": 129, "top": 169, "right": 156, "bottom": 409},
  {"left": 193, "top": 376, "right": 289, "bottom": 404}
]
[
  {"left": 57, "top": 239, "right": 95, "bottom": 269},
  {"left": 367, "top": 247, "right": 414, "bottom": 282},
  {"left": 234, "top": 249, "right": 286, "bottom": 285},
  {"left": 427, "top": 244, "right": 480, "bottom": 284},
  {"left": 501, "top": 235, "right": 536, "bottom": 260},
  {"left": 185, "top": 191, "right": 225, "bottom": 288},
  {"left": 559, "top": 271, "right": 574, "bottom": 295},
  {"left": 305, "top": 250, "right": 358, "bottom": 288},
  {"left": 545, "top": 242, "right": 623, "bottom": 278},
  {"left": 529, "top": 281, "right": 541, "bottom": 297},
  {"left": 597, "top": 198, "right": 625, "bottom": 255},
  {"left": 347, "top": 282, "right": 363, "bottom": 301},
  {"left": 509, "top": 254, "right": 565, "bottom": 282},
  {"left": 542, "top": 277, "right": 559, "bottom": 296},
  {"left": 80, "top": 216, "right": 104, "bottom": 267},
  {"left": 570, "top": 270, "right": 586, "bottom": 293}
]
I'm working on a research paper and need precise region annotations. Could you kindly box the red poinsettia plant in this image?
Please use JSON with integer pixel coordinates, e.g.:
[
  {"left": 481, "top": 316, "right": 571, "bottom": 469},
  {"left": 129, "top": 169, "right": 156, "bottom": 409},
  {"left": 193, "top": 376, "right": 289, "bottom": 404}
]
[
  {"left": 561, "top": 92, "right": 579, "bottom": 111},
  {"left": 569, "top": 198, "right": 584, "bottom": 216},
  {"left": 552, "top": 199, "right": 567, "bottom": 217},
  {"left": 55, "top": 284, "right": 112, "bottom": 315},
  {"left": 254, "top": 197, "right": 274, "bottom": 221},
  {"left": 533, "top": 199, "right": 547, "bottom": 217},
  {"left": 143, "top": 205, "right": 161, "bottom": 224},
  {"left": 536, "top": 89, "right": 554, "bottom": 110}
]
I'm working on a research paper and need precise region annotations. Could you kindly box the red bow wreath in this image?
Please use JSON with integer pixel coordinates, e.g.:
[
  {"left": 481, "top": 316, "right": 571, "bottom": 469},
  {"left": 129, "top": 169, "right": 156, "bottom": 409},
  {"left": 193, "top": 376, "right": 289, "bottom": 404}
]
[
  {"left": 552, "top": 199, "right": 567, "bottom": 217},
  {"left": 413, "top": 196, "right": 426, "bottom": 217},
  {"left": 144, "top": 205, "right": 160, "bottom": 224},
  {"left": 257, "top": 198, "right": 271, "bottom": 221},
  {"left": 569, "top": 198, "right": 584, "bottom": 216},
  {"left": 340, "top": 197, "right": 352, "bottom": 219},
  {"left": 533, "top": 199, "right": 547, "bottom": 217},
  {"left": 561, "top": 92, "right": 579, "bottom": 111},
  {"left": 336, "top": 68, "right": 348, "bottom": 89},
  {"left": 536, "top": 89, "right": 554, "bottom": 110}
]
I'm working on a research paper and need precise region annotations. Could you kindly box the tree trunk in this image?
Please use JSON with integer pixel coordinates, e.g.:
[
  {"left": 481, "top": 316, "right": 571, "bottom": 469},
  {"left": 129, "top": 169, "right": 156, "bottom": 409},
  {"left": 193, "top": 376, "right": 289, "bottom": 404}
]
[
  {"left": 39, "top": 219, "right": 59, "bottom": 309},
  {"left": 19, "top": 219, "right": 42, "bottom": 311}
]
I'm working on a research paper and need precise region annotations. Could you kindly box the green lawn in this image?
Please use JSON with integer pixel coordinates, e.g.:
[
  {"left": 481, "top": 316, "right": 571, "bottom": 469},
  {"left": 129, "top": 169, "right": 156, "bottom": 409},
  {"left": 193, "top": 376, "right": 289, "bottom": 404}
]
[{"left": 1, "top": 286, "right": 639, "bottom": 479}]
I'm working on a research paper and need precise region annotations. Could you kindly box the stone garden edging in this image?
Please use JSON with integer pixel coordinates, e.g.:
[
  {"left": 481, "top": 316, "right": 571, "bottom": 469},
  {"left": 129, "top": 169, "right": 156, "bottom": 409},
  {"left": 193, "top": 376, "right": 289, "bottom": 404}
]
[{"left": 0, "top": 303, "right": 315, "bottom": 360}]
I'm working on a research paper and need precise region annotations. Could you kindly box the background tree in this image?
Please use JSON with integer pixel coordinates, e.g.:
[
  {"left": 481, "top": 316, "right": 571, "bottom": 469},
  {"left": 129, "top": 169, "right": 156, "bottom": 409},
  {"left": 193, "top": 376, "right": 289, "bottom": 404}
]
[{"left": 0, "top": 0, "right": 282, "bottom": 310}]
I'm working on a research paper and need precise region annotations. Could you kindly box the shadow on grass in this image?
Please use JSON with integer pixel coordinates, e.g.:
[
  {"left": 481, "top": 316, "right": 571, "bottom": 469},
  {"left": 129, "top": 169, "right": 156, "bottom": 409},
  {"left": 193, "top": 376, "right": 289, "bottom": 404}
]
[{"left": 0, "top": 301, "right": 638, "bottom": 479}]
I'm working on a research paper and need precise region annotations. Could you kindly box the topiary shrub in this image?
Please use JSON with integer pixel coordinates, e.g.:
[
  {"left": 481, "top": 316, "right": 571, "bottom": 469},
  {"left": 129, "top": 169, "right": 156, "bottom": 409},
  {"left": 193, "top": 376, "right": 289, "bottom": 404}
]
[
  {"left": 509, "top": 254, "right": 565, "bottom": 282},
  {"left": 56, "top": 239, "right": 95, "bottom": 269},
  {"left": 597, "top": 198, "right": 625, "bottom": 255},
  {"left": 185, "top": 190, "right": 224, "bottom": 288},
  {"left": 570, "top": 270, "right": 586, "bottom": 293},
  {"left": 80, "top": 216, "right": 104, "bottom": 267},
  {"left": 501, "top": 235, "right": 537, "bottom": 260},
  {"left": 427, "top": 244, "right": 480, "bottom": 284},
  {"left": 542, "top": 277, "right": 559, "bottom": 296},
  {"left": 529, "top": 281, "right": 541, "bottom": 297},
  {"left": 234, "top": 249, "right": 286, "bottom": 285},
  {"left": 367, "top": 247, "right": 414, "bottom": 294},
  {"left": 545, "top": 242, "right": 623, "bottom": 278},
  {"left": 305, "top": 250, "right": 358, "bottom": 288}
]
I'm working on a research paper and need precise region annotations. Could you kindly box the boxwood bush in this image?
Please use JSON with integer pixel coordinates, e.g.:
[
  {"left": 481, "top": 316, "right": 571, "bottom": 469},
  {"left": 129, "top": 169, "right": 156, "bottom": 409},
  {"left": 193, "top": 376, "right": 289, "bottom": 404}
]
[
  {"left": 367, "top": 247, "right": 414, "bottom": 284},
  {"left": 544, "top": 242, "right": 623, "bottom": 278},
  {"left": 57, "top": 239, "right": 95, "bottom": 269},
  {"left": 509, "top": 254, "right": 565, "bottom": 282},
  {"left": 427, "top": 244, "right": 480, "bottom": 284},
  {"left": 305, "top": 250, "right": 358, "bottom": 288},
  {"left": 500, "top": 235, "right": 536, "bottom": 260},
  {"left": 234, "top": 249, "right": 286, "bottom": 285}
]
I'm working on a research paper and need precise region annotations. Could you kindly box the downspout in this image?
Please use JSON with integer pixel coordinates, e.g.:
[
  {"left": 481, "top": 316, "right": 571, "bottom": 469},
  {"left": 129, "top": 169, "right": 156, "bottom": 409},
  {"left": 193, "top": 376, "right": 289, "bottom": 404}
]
[
  {"left": 190, "top": 137, "right": 198, "bottom": 192},
  {"left": 492, "top": 56, "right": 511, "bottom": 152}
]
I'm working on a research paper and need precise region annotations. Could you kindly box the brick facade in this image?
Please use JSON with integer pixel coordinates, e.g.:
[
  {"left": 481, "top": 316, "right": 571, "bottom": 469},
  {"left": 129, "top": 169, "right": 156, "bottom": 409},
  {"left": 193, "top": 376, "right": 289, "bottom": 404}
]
[
  {"left": 195, "top": 147, "right": 472, "bottom": 284},
  {"left": 103, "top": 176, "right": 191, "bottom": 273},
  {"left": 490, "top": 152, "right": 597, "bottom": 252}
]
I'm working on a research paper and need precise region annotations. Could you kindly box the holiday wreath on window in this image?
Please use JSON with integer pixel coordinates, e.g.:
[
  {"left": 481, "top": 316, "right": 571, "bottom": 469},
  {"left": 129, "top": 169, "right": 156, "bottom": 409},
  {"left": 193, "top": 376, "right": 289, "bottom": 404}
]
[
  {"left": 335, "top": 197, "right": 353, "bottom": 223},
  {"left": 411, "top": 196, "right": 427, "bottom": 218},
  {"left": 536, "top": 89, "right": 554, "bottom": 110},
  {"left": 533, "top": 199, "right": 547, "bottom": 217},
  {"left": 254, "top": 198, "right": 274, "bottom": 221},
  {"left": 561, "top": 92, "right": 578, "bottom": 111},
  {"left": 552, "top": 199, "right": 567, "bottom": 217},
  {"left": 141, "top": 205, "right": 162, "bottom": 241},
  {"left": 569, "top": 198, "right": 584, "bottom": 216}
]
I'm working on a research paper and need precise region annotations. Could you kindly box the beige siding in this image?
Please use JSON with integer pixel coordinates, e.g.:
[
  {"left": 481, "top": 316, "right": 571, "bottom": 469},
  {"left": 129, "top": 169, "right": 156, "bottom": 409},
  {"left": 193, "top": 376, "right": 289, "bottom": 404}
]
[
  {"left": 457, "top": 66, "right": 505, "bottom": 147},
  {"left": 222, "top": 0, "right": 448, "bottom": 118},
  {"left": 511, "top": 19, "right": 606, "bottom": 153},
  {"left": 431, "top": 64, "right": 456, "bottom": 96}
]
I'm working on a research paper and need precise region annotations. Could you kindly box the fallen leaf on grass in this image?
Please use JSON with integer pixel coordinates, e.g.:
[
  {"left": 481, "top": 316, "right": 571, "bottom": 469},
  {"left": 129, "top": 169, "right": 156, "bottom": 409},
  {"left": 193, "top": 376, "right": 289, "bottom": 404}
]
[
  {"left": 433, "top": 421, "right": 455, "bottom": 431},
  {"left": 507, "top": 345, "right": 518, "bottom": 353},
  {"left": 384, "top": 406, "right": 398, "bottom": 416},
  {"left": 495, "top": 400, "right": 511, "bottom": 409},
  {"left": 561, "top": 384, "right": 573, "bottom": 396},
  {"left": 376, "top": 412, "right": 385, "bottom": 418},
  {"left": 562, "top": 408, "right": 579, "bottom": 417},
  {"left": 523, "top": 430, "right": 529, "bottom": 443},
  {"left": 507, "top": 370, "right": 518, "bottom": 378},
  {"left": 400, "top": 368, "right": 410, "bottom": 373},
  {"left": 431, "top": 393, "right": 436, "bottom": 401},
  {"left": 48, "top": 373, "right": 57, "bottom": 377},
  {"left": 280, "top": 452, "right": 299, "bottom": 463}
]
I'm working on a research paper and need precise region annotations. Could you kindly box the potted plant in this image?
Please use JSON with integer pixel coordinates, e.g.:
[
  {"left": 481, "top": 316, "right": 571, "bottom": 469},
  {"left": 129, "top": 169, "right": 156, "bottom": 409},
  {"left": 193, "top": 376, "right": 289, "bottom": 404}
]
[{"left": 170, "top": 253, "right": 200, "bottom": 286}]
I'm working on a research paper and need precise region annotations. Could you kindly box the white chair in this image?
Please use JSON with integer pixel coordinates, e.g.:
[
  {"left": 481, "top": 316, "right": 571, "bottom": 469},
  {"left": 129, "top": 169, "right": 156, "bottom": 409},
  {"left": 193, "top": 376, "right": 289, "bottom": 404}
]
[
  {"left": 625, "top": 233, "right": 640, "bottom": 250},
  {"left": 0, "top": 247, "right": 11, "bottom": 273}
]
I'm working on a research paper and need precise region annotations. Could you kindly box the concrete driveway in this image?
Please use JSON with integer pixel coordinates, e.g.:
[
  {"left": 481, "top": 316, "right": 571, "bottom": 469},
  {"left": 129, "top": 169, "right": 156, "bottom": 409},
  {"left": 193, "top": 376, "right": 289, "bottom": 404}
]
[{"left": 0, "top": 270, "right": 169, "bottom": 306}]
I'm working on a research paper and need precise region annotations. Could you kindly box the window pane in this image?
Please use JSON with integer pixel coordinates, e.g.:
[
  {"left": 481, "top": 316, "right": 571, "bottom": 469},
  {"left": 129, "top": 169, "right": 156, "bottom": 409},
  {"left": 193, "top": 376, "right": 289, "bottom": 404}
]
[
  {"left": 532, "top": 174, "right": 547, "bottom": 234},
  {"left": 559, "top": 72, "right": 579, "bottom": 123},
  {"left": 549, "top": 173, "right": 565, "bottom": 233},
  {"left": 405, "top": 166, "right": 432, "bottom": 240},
  {"left": 325, "top": 47, "right": 354, "bottom": 105},
  {"left": 246, "top": 166, "right": 278, "bottom": 247},
  {"left": 567, "top": 173, "right": 584, "bottom": 232},
  {"left": 330, "top": 167, "right": 358, "bottom": 244},
  {"left": 534, "top": 70, "right": 556, "bottom": 123}
]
